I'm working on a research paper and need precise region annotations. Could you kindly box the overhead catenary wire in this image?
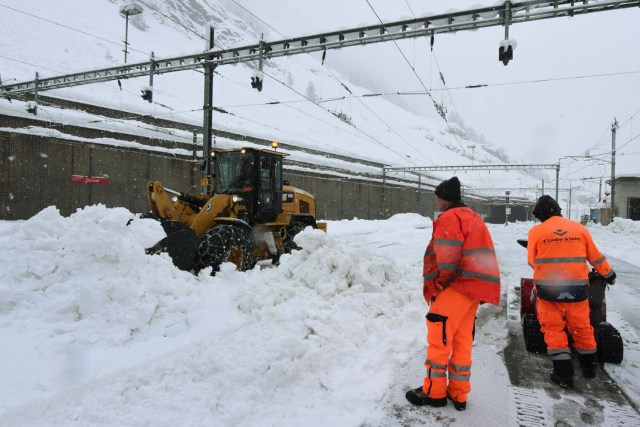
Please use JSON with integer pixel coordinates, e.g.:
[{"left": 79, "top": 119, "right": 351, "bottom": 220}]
[
  {"left": 363, "top": 0, "right": 436, "bottom": 109},
  {"left": 365, "top": 0, "right": 466, "bottom": 151},
  {"left": 0, "top": 3, "right": 150, "bottom": 58},
  {"left": 580, "top": 107, "right": 640, "bottom": 155},
  {"left": 0, "top": 8, "right": 296, "bottom": 145},
  {"left": 171, "top": 2, "right": 406, "bottom": 161},
  {"left": 215, "top": 68, "right": 640, "bottom": 107},
  {"left": 203, "top": 1, "right": 424, "bottom": 164},
  {"left": 227, "top": 0, "right": 462, "bottom": 162},
  {"left": 0, "top": 52, "right": 188, "bottom": 115},
  {"left": 135, "top": 0, "right": 208, "bottom": 42},
  {"left": 2, "top": 0, "right": 632, "bottom": 186},
  {"left": 0, "top": 54, "right": 62, "bottom": 74},
  {"left": 0, "top": 15, "right": 390, "bottom": 163},
  {"left": 228, "top": 0, "right": 431, "bottom": 165},
  {"left": 403, "top": 0, "right": 480, "bottom": 176}
]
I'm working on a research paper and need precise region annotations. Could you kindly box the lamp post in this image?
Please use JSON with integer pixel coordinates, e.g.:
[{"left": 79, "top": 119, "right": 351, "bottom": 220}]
[
  {"left": 468, "top": 144, "right": 476, "bottom": 165},
  {"left": 119, "top": 3, "right": 143, "bottom": 63}
]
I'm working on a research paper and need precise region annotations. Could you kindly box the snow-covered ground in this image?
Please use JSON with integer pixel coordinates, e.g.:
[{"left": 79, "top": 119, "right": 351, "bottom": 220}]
[{"left": 1, "top": 205, "right": 639, "bottom": 426}]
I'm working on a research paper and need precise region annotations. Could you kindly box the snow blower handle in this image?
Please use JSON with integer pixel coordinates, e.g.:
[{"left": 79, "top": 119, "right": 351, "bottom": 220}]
[
  {"left": 605, "top": 272, "right": 617, "bottom": 285},
  {"left": 589, "top": 268, "right": 616, "bottom": 286}
]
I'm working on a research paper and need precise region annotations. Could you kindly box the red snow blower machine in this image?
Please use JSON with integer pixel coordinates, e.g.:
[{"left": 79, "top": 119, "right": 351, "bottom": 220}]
[{"left": 517, "top": 239, "right": 623, "bottom": 364}]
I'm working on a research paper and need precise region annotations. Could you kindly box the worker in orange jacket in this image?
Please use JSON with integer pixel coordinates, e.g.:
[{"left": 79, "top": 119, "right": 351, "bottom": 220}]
[
  {"left": 528, "top": 195, "right": 616, "bottom": 389},
  {"left": 406, "top": 177, "right": 501, "bottom": 411}
]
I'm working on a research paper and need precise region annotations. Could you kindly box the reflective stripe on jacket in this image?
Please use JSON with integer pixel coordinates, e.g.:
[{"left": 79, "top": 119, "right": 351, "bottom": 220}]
[
  {"left": 423, "top": 205, "right": 501, "bottom": 305},
  {"left": 527, "top": 216, "right": 613, "bottom": 302}
]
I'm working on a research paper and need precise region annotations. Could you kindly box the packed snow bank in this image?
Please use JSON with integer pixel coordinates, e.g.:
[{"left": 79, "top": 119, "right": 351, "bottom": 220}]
[
  {"left": 1, "top": 207, "right": 638, "bottom": 426},
  {"left": 588, "top": 218, "right": 640, "bottom": 267},
  {"left": 0, "top": 207, "right": 434, "bottom": 425}
]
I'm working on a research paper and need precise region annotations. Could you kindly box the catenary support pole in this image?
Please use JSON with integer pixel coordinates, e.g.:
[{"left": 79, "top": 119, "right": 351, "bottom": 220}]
[
  {"left": 611, "top": 118, "right": 618, "bottom": 220},
  {"left": 192, "top": 130, "right": 198, "bottom": 191},
  {"left": 202, "top": 27, "right": 215, "bottom": 195},
  {"left": 555, "top": 164, "right": 560, "bottom": 201},
  {"left": 382, "top": 168, "right": 386, "bottom": 202},
  {"left": 32, "top": 72, "right": 39, "bottom": 116},
  {"left": 598, "top": 177, "right": 602, "bottom": 203}
]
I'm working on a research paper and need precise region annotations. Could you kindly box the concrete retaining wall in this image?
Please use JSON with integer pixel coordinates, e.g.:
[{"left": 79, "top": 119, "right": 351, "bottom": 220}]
[{"left": 0, "top": 131, "right": 437, "bottom": 221}]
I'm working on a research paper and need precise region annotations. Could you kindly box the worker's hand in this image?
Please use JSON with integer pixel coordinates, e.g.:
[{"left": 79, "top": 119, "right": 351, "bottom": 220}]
[
  {"left": 435, "top": 281, "right": 450, "bottom": 293},
  {"left": 605, "top": 271, "right": 617, "bottom": 285}
]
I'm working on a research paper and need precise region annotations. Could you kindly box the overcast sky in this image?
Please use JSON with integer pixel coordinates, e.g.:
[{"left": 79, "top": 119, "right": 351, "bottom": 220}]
[{"left": 227, "top": 0, "right": 640, "bottom": 176}]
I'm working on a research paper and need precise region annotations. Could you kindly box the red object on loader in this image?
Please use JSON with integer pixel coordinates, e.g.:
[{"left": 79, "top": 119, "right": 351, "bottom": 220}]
[{"left": 517, "top": 239, "right": 623, "bottom": 364}]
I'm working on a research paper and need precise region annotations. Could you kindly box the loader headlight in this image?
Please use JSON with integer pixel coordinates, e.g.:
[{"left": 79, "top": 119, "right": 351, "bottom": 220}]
[
  {"left": 171, "top": 196, "right": 178, "bottom": 203},
  {"left": 232, "top": 195, "right": 244, "bottom": 203}
]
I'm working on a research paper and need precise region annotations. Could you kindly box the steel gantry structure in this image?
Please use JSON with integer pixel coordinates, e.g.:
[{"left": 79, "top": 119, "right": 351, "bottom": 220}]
[
  {"left": 383, "top": 163, "right": 561, "bottom": 200},
  {"left": 1, "top": 0, "right": 637, "bottom": 190},
  {"left": 3, "top": 0, "right": 638, "bottom": 97}
]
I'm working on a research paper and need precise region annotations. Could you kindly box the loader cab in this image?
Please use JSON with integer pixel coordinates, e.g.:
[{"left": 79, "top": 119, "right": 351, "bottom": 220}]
[{"left": 213, "top": 148, "right": 283, "bottom": 224}]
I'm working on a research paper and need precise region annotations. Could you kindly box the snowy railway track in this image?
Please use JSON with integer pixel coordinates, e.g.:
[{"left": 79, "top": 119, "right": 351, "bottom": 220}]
[{"left": 504, "top": 299, "right": 640, "bottom": 426}]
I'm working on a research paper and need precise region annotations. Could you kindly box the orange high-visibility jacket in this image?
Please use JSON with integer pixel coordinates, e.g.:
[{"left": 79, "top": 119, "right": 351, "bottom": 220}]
[
  {"left": 423, "top": 205, "right": 501, "bottom": 305},
  {"left": 528, "top": 216, "right": 614, "bottom": 301}
]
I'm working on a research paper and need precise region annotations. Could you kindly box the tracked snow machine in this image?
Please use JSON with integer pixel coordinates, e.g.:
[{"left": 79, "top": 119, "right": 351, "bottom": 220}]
[
  {"left": 145, "top": 147, "right": 325, "bottom": 274},
  {"left": 517, "top": 239, "right": 623, "bottom": 364}
]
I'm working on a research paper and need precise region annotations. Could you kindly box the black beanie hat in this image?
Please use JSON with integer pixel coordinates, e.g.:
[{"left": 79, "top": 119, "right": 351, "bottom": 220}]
[
  {"left": 434, "top": 176, "right": 462, "bottom": 202},
  {"left": 532, "top": 195, "right": 561, "bottom": 221}
]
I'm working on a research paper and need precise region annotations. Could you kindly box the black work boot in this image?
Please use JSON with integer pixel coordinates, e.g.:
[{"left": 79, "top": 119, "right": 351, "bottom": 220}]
[
  {"left": 579, "top": 353, "right": 598, "bottom": 379},
  {"left": 550, "top": 359, "right": 574, "bottom": 389},
  {"left": 447, "top": 392, "right": 467, "bottom": 411},
  {"left": 405, "top": 386, "right": 447, "bottom": 407}
]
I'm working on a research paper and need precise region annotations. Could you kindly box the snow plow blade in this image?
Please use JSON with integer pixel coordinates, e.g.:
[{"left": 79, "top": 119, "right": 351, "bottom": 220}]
[{"left": 146, "top": 223, "right": 199, "bottom": 271}]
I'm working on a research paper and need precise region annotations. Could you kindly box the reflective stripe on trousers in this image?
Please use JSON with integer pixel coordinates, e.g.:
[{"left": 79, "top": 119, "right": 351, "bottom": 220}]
[
  {"left": 537, "top": 298, "right": 596, "bottom": 352},
  {"left": 423, "top": 287, "right": 479, "bottom": 402}
]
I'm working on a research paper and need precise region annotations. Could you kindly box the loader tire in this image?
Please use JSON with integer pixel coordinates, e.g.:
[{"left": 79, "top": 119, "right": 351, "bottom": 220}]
[
  {"left": 596, "top": 322, "right": 623, "bottom": 364},
  {"left": 522, "top": 313, "right": 547, "bottom": 354},
  {"left": 193, "top": 225, "right": 255, "bottom": 275},
  {"left": 283, "top": 223, "right": 305, "bottom": 253}
]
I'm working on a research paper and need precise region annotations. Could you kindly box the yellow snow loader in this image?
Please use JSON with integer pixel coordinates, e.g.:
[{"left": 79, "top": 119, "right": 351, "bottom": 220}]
[{"left": 145, "top": 147, "right": 326, "bottom": 273}]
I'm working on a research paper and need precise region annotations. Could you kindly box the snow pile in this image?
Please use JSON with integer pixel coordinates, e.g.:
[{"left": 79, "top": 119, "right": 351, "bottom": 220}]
[
  {"left": 1, "top": 207, "right": 639, "bottom": 426},
  {"left": 0, "top": 208, "right": 433, "bottom": 426},
  {"left": 588, "top": 218, "right": 640, "bottom": 266},
  {"left": 0, "top": 205, "right": 207, "bottom": 346}
]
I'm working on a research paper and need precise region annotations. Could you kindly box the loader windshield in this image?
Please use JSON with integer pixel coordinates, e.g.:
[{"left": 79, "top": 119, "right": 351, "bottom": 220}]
[{"left": 214, "top": 151, "right": 256, "bottom": 193}]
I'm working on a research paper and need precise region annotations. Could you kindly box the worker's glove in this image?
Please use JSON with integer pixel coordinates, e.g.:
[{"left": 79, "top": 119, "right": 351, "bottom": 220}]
[{"left": 605, "top": 271, "right": 617, "bottom": 285}]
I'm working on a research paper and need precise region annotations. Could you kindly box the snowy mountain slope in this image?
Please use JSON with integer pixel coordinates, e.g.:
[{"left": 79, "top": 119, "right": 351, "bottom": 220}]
[{"left": 0, "top": 0, "right": 522, "bottom": 172}]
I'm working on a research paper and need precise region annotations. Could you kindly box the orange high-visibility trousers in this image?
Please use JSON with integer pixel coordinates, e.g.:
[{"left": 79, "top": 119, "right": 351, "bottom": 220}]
[
  {"left": 537, "top": 298, "right": 596, "bottom": 353},
  {"left": 423, "top": 287, "right": 479, "bottom": 402}
]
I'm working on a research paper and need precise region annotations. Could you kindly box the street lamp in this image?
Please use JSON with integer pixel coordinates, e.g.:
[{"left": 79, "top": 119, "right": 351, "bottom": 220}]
[{"left": 119, "top": 3, "right": 143, "bottom": 63}]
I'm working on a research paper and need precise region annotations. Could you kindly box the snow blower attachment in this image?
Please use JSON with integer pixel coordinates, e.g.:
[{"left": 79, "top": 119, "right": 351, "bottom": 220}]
[
  {"left": 517, "top": 239, "right": 623, "bottom": 364},
  {"left": 144, "top": 147, "right": 326, "bottom": 274}
]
